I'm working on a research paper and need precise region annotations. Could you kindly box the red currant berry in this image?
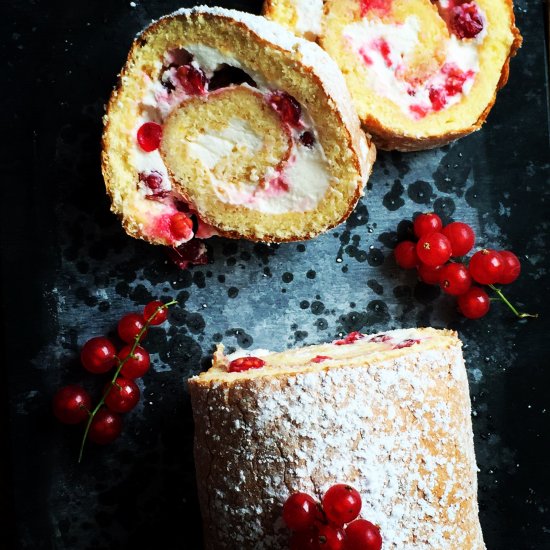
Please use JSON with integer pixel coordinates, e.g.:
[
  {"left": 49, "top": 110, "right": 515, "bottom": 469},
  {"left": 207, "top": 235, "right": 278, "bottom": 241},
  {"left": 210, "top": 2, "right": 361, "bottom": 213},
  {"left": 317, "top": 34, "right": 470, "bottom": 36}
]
[
  {"left": 119, "top": 345, "right": 151, "bottom": 379},
  {"left": 268, "top": 91, "right": 302, "bottom": 127},
  {"left": 104, "top": 377, "right": 140, "bottom": 413},
  {"left": 394, "top": 241, "right": 418, "bottom": 269},
  {"left": 118, "top": 313, "right": 147, "bottom": 344},
  {"left": 450, "top": 2, "right": 484, "bottom": 39},
  {"left": 322, "top": 484, "right": 362, "bottom": 526},
  {"left": 143, "top": 300, "right": 168, "bottom": 325},
  {"left": 496, "top": 250, "right": 521, "bottom": 284},
  {"left": 344, "top": 519, "right": 383, "bottom": 550},
  {"left": 88, "top": 408, "right": 123, "bottom": 445},
  {"left": 137, "top": 122, "right": 162, "bottom": 152},
  {"left": 416, "top": 233, "right": 452, "bottom": 267},
  {"left": 80, "top": 336, "right": 117, "bottom": 374},
  {"left": 228, "top": 356, "right": 266, "bottom": 373},
  {"left": 170, "top": 212, "right": 194, "bottom": 241},
  {"left": 439, "top": 263, "right": 472, "bottom": 296},
  {"left": 283, "top": 492, "right": 319, "bottom": 532},
  {"left": 317, "top": 524, "right": 345, "bottom": 549},
  {"left": 334, "top": 331, "right": 364, "bottom": 346},
  {"left": 413, "top": 213, "right": 442, "bottom": 238},
  {"left": 441, "top": 222, "right": 475, "bottom": 257},
  {"left": 457, "top": 287, "right": 491, "bottom": 319},
  {"left": 300, "top": 131, "right": 315, "bottom": 148},
  {"left": 417, "top": 263, "right": 443, "bottom": 285},
  {"left": 469, "top": 249, "right": 504, "bottom": 285},
  {"left": 176, "top": 64, "right": 208, "bottom": 95},
  {"left": 53, "top": 385, "right": 91, "bottom": 424},
  {"left": 290, "top": 529, "right": 320, "bottom": 550},
  {"left": 138, "top": 171, "right": 167, "bottom": 199}
]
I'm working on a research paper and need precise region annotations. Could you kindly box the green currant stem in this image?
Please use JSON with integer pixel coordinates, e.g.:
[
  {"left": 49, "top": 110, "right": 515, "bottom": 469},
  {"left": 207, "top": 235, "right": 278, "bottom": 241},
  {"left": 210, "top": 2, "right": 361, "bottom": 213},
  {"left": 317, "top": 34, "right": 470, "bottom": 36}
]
[
  {"left": 488, "top": 285, "right": 538, "bottom": 319},
  {"left": 78, "top": 299, "right": 177, "bottom": 463}
]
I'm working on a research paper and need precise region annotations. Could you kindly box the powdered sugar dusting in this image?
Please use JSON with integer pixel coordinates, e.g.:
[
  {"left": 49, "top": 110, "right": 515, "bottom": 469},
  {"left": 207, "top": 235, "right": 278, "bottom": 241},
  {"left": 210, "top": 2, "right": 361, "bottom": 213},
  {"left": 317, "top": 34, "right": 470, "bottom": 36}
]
[{"left": 189, "top": 329, "right": 485, "bottom": 549}]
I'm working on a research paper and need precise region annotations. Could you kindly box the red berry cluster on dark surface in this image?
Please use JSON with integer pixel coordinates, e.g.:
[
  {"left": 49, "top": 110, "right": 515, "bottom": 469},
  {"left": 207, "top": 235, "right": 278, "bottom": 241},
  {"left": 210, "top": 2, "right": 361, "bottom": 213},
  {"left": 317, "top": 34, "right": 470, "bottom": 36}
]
[
  {"left": 52, "top": 300, "right": 177, "bottom": 462},
  {"left": 393, "top": 213, "right": 536, "bottom": 320},
  {"left": 283, "top": 485, "right": 382, "bottom": 550}
]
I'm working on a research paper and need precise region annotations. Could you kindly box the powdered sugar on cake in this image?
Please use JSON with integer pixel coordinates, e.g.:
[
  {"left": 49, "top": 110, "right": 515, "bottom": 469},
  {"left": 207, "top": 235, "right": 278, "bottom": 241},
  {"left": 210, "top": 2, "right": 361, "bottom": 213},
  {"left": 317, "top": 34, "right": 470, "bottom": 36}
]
[{"left": 190, "top": 328, "right": 485, "bottom": 548}]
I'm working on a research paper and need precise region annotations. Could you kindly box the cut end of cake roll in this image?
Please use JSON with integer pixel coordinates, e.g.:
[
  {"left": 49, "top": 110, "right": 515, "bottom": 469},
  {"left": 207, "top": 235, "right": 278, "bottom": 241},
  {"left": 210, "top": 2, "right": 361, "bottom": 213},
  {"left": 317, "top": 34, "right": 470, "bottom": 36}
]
[
  {"left": 265, "top": 0, "right": 522, "bottom": 151},
  {"left": 101, "top": 6, "right": 375, "bottom": 246},
  {"left": 188, "top": 327, "right": 485, "bottom": 549}
]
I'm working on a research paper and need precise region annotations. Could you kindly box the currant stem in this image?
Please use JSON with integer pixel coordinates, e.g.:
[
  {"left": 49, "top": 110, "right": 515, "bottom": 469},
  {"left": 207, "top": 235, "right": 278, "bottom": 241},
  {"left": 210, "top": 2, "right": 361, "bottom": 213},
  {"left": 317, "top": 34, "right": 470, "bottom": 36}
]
[
  {"left": 78, "top": 300, "right": 177, "bottom": 463},
  {"left": 488, "top": 285, "right": 538, "bottom": 319}
]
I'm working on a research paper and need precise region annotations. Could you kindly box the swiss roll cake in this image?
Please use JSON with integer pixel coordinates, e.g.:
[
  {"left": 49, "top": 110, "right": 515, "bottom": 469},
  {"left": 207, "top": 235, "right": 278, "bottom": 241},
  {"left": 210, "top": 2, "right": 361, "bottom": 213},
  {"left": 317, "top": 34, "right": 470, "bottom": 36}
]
[
  {"left": 264, "top": 0, "right": 522, "bottom": 150},
  {"left": 101, "top": 6, "right": 375, "bottom": 246},
  {"left": 188, "top": 328, "right": 485, "bottom": 549}
]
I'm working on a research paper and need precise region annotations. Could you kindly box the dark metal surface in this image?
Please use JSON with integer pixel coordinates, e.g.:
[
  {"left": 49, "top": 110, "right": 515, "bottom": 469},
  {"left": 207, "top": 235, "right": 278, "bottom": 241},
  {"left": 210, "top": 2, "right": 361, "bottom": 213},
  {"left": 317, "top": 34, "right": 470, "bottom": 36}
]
[{"left": 2, "top": 1, "right": 550, "bottom": 548}]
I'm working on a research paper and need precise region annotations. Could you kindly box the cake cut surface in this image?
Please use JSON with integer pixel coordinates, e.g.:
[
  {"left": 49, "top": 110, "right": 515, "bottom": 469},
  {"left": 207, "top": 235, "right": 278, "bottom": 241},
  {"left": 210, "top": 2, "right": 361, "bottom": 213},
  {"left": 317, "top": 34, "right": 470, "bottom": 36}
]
[
  {"left": 188, "top": 327, "right": 485, "bottom": 549},
  {"left": 101, "top": 6, "right": 375, "bottom": 246},
  {"left": 264, "top": 0, "right": 522, "bottom": 150}
]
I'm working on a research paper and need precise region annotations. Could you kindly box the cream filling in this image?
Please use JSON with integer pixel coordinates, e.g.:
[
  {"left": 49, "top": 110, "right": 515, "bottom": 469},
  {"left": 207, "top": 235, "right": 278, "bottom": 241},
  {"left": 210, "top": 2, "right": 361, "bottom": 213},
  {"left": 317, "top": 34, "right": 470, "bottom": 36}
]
[
  {"left": 132, "top": 45, "right": 332, "bottom": 216},
  {"left": 343, "top": 14, "right": 485, "bottom": 118},
  {"left": 225, "top": 328, "right": 429, "bottom": 362},
  {"left": 294, "top": 0, "right": 324, "bottom": 37},
  {"left": 186, "top": 118, "right": 264, "bottom": 169},
  {"left": 186, "top": 119, "right": 331, "bottom": 215}
]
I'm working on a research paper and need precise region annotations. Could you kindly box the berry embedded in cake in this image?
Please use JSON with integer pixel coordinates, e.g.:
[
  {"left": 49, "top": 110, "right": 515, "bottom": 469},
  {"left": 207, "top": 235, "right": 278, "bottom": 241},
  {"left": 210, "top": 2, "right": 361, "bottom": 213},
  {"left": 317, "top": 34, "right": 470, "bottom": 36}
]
[{"left": 264, "top": 0, "right": 522, "bottom": 150}]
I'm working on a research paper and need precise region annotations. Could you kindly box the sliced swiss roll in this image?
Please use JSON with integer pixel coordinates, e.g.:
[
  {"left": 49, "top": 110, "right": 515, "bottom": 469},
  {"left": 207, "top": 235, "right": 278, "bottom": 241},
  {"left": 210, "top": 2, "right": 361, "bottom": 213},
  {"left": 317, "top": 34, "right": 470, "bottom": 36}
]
[
  {"left": 188, "top": 328, "right": 485, "bottom": 549},
  {"left": 101, "top": 6, "right": 375, "bottom": 246},
  {"left": 264, "top": 0, "right": 522, "bottom": 151}
]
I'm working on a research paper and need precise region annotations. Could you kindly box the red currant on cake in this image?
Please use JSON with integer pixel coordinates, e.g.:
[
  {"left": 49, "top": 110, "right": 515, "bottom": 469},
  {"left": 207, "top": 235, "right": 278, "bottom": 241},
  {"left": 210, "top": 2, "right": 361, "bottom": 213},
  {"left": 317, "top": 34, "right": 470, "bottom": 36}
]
[
  {"left": 457, "top": 287, "right": 491, "bottom": 319},
  {"left": 469, "top": 249, "right": 504, "bottom": 285},
  {"left": 416, "top": 233, "right": 452, "bottom": 267},
  {"left": 136, "top": 121, "right": 162, "bottom": 152},
  {"left": 322, "top": 484, "right": 362, "bottom": 526},
  {"left": 228, "top": 356, "right": 266, "bottom": 373},
  {"left": 143, "top": 300, "right": 169, "bottom": 325},
  {"left": 53, "top": 385, "right": 91, "bottom": 424},
  {"left": 317, "top": 523, "right": 345, "bottom": 549},
  {"left": 104, "top": 377, "right": 140, "bottom": 413},
  {"left": 344, "top": 519, "right": 383, "bottom": 550},
  {"left": 413, "top": 213, "right": 442, "bottom": 238},
  {"left": 394, "top": 241, "right": 418, "bottom": 269},
  {"left": 496, "top": 250, "right": 521, "bottom": 284},
  {"left": 441, "top": 222, "right": 475, "bottom": 257},
  {"left": 88, "top": 408, "right": 123, "bottom": 445},
  {"left": 439, "top": 263, "right": 472, "bottom": 296},
  {"left": 170, "top": 212, "right": 194, "bottom": 241},
  {"left": 176, "top": 64, "right": 208, "bottom": 95},
  {"left": 267, "top": 91, "right": 302, "bottom": 127},
  {"left": 450, "top": 2, "right": 484, "bottom": 39},
  {"left": 118, "top": 313, "right": 147, "bottom": 344},
  {"left": 283, "top": 492, "right": 320, "bottom": 532},
  {"left": 118, "top": 345, "right": 150, "bottom": 379},
  {"left": 80, "top": 336, "right": 117, "bottom": 374}
]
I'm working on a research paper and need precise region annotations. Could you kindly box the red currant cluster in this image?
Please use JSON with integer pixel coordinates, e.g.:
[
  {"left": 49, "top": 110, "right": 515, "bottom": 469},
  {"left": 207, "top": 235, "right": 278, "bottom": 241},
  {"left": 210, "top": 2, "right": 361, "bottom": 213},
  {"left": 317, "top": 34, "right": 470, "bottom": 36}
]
[
  {"left": 283, "top": 485, "right": 382, "bottom": 550},
  {"left": 394, "top": 213, "right": 536, "bottom": 319},
  {"left": 52, "top": 299, "right": 176, "bottom": 462}
]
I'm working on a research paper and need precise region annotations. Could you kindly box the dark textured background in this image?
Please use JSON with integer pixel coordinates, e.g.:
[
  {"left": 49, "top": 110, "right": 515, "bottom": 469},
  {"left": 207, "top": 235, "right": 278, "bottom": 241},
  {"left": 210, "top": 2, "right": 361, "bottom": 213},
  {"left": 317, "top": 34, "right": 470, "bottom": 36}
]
[{"left": 2, "top": 1, "right": 550, "bottom": 548}]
